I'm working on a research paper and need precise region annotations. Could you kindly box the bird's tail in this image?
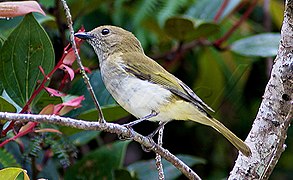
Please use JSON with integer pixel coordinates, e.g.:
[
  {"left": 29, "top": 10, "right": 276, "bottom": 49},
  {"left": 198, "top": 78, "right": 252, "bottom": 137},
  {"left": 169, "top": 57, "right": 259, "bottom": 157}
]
[
  {"left": 209, "top": 117, "right": 251, "bottom": 156},
  {"left": 189, "top": 113, "right": 251, "bottom": 156}
]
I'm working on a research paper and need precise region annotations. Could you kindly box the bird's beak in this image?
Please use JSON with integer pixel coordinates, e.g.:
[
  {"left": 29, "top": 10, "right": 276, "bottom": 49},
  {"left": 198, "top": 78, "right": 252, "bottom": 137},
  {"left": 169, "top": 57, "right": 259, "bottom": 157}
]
[{"left": 74, "top": 32, "right": 94, "bottom": 40}]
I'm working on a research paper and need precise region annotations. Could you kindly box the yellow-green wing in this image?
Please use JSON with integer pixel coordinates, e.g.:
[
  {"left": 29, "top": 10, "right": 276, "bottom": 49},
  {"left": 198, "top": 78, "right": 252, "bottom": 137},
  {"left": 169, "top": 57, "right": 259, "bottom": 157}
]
[{"left": 121, "top": 52, "right": 214, "bottom": 114}]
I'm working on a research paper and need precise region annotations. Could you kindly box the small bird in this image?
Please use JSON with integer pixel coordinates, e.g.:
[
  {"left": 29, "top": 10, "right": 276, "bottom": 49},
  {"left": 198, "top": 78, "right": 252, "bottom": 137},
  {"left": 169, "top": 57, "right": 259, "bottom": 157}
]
[{"left": 74, "top": 25, "right": 251, "bottom": 156}]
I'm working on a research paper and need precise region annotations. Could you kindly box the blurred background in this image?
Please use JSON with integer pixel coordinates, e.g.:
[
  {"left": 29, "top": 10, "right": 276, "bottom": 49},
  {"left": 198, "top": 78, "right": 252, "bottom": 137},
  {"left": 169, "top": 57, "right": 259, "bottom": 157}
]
[{"left": 0, "top": 0, "right": 291, "bottom": 179}]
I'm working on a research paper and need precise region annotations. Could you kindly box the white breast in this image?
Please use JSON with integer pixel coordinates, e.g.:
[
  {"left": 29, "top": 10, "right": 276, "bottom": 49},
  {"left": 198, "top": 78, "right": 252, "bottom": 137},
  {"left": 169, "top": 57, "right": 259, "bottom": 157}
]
[
  {"left": 107, "top": 74, "right": 173, "bottom": 120},
  {"left": 100, "top": 56, "right": 175, "bottom": 121}
]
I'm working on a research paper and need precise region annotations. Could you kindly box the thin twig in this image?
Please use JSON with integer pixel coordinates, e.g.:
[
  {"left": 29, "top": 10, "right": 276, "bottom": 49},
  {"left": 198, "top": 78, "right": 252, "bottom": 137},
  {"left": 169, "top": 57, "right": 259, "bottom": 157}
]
[
  {"left": 214, "top": 0, "right": 229, "bottom": 22},
  {"left": 59, "top": 0, "right": 105, "bottom": 122},
  {"left": 213, "top": 0, "right": 258, "bottom": 48},
  {"left": 0, "top": 112, "right": 201, "bottom": 180},
  {"left": 155, "top": 122, "right": 165, "bottom": 180}
]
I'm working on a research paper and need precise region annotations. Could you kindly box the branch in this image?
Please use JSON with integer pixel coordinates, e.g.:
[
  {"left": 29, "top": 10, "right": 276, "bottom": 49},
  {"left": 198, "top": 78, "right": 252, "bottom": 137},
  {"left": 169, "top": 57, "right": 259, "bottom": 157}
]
[
  {"left": 229, "top": 0, "right": 293, "bottom": 179},
  {"left": 155, "top": 122, "right": 165, "bottom": 180},
  {"left": 0, "top": 112, "right": 201, "bottom": 180},
  {"left": 60, "top": 0, "right": 105, "bottom": 122},
  {"left": 213, "top": 0, "right": 258, "bottom": 48}
]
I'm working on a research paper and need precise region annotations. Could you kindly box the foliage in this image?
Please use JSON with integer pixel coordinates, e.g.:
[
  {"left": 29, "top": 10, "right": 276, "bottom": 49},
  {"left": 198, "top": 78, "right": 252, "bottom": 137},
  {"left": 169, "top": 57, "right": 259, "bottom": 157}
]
[
  {"left": 0, "top": 167, "right": 30, "bottom": 180},
  {"left": 0, "top": 0, "right": 289, "bottom": 179},
  {"left": 127, "top": 154, "right": 206, "bottom": 180}
]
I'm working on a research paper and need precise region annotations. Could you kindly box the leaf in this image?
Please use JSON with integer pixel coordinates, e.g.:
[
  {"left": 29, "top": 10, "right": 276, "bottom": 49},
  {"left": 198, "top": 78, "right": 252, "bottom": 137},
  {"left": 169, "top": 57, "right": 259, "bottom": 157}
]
[
  {"left": 0, "top": 13, "right": 54, "bottom": 108},
  {"left": 68, "top": 0, "right": 103, "bottom": 19},
  {"left": 185, "top": 0, "right": 241, "bottom": 21},
  {"left": 164, "top": 16, "right": 219, "bottom": 41},
  {"left": 44, "top": 87, "right": 66, "bottom": 97},
  {"left": 67, "top": 70, "right": 116, "bottom": 117},
  {"left": 114, "top": 169, "right": 136, "bottom": 180},
  {"left": 0, "top": 96, "right": 16, "bottom": 112},
  {"left": 56, "top": 95, "right": 85, "bottom": 115},
  {"left": 60, "top": 64, "right": 75, "bottom": 81},
  {"left": 34, "top": 92, "right": 61, "bottom": 113},
  {"left": 230, "top": 33, "right": 281, "bottom": 57},
  {"left": 193, "top": 47, "right": 225, "bottom": 107},
  {"left": 0, "top": 167, "right": 30, "bottom": 180},
  {"left": 0, "top": 1, "right": 45, "bottom": 18},
  {"left": 0, "top": 83, "right": 3, "bottom": 95},
  {"left": 157, "top": 0, "right": 189, "bottom": 26},
  {"left": 64, "top": 141, "right": 130, "bottom": 179},
  {"left": 0, "top": 148, "right": 20, "bottom": 167},
  {"left": 78, "top": 104, "right": 129, "bottom": 122},
  {"left": 127, "top": 154, "right": 205, "bottom": 180},
  {"left": 68, "top": 130, "right": 100, "bottom": 146},
  {"left": 270, "top": 0, "right": 284, "bottom": 29}
]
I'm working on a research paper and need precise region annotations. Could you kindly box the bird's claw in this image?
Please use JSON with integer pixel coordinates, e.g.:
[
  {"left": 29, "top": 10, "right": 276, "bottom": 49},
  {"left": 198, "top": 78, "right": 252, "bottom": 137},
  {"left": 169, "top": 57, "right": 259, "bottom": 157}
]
[
  {"left": 141, "top": 136, "right": 155, "bottom": 152},
  {"left": 118, "top": 124, "right": 135, "bottom": 140}
]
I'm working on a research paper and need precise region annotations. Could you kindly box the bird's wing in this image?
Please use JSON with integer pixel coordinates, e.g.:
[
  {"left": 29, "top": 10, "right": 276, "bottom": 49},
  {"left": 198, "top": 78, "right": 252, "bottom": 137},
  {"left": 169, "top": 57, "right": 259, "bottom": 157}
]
[{"left": 121, "top": 52, "right": 214, "bottom": 113}]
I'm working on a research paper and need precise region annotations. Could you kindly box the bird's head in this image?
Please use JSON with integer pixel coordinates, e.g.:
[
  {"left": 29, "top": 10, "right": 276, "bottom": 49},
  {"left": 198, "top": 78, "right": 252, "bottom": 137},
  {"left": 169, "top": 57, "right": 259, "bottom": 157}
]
[{"left": 75, "top": 25, "right": 144, "bottom": 62}]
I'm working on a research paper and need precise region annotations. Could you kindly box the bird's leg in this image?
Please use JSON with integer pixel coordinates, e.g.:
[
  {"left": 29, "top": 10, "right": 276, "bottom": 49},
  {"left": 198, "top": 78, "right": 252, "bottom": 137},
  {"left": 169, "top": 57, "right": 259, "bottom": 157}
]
[
  {"left": 119, "top": 111, "right": 158, "bottom": 140},
  {"left": 123, "top": 110, "right": 158, "bottom": 127},
  {"left": 142, "top": 121, "right": 168, "bottom": 152},
  {"left": 147, "top": 121, "right": 168, "bottom": 139}
]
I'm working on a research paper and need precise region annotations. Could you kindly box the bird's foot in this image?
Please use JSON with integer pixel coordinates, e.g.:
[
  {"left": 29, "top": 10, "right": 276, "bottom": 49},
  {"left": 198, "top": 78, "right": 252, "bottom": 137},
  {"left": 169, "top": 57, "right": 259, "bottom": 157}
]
[
  {"left": 119, "top": 111, "right": 158, "bottom": 140},
  {"left": 118, "top": 124, "right": 135, "bottom": 140},
  {"left": 141, "top": 122, "right": 168, "bottom": 152},
  {"left": 141, "top": 136, "right": 156, "bottom": 152}
]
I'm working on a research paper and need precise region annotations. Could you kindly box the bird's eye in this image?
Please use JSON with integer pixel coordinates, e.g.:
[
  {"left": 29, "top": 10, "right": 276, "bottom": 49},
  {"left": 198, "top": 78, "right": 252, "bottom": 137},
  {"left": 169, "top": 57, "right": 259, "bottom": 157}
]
[{"left": 101, "top": 28, "right": 110, "bottom": 35}]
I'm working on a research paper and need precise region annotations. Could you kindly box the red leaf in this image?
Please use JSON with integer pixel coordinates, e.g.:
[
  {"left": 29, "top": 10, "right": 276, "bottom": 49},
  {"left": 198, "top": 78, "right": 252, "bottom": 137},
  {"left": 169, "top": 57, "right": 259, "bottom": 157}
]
[
  {"left": 0, "top": 1, "right": 46, "bottom": 18},
  {"left": 75, "top": 26, "right": 85, "bottom": 47},
  {"left": 44, "top": 87, "right": 66, "bottom": 97},
  {"left": 62, "top": 27, "right": 85, "bottom": 66},
  {"left": 60, "top": 64, "right": 75, "bottom": 81},
  {"left": 63, "top": 95, "right": 85, "bottom": 107},
  {"left": 58, "top": 105, "right": 76, "bottom": 116},
  {"left": 62, "top": 49, "right": 76, "bottom": 66},
  {"left": 35, "top": 128, "right": 62, "bottom": 134},
  {"left": 39, "top": 104, "right": 55, "bottom": 115},
  {"left": 0, "top": 122, "right": 38, "bottom": 147},
  {"left": 84, "top": 67, "right": 92, "bottom": 73},
  {"left": 53, "top": 104, "right": 64, "bottom": 115}
]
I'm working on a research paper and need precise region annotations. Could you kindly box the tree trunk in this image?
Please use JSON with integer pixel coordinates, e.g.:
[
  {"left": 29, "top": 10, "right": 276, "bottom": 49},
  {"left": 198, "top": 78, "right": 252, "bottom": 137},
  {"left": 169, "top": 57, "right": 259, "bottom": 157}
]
[{"left": 229, "top": 0, "right": 293, "bottom": 179}]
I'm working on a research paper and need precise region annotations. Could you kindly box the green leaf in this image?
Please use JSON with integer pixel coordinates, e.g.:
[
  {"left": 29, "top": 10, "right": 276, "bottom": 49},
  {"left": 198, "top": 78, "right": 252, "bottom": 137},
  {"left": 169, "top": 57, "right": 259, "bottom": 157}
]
[
  {"left": 0, "top": 13, "right": 55, "bottom": 41},
  {"left": 64, "top": 141, "right": 130, "bottom": 179},
  {"left": 68, "top": 70, "right": 116, "bottom": 117},
  {"left": 33, "top": 92, "right": 61, "bottom": 113},
  {"left": 164, "top": 16, "right": 219, "bottom": 41},
  {"left": 230, "top": 33, "right": 280, "bottom": 57},
  {"left": 0, "top": 16, "right": 24, "bottom": 38},
  {"left": 186, "top": 0, "right": 222, "bottom": 20},
  {"left": 0, "top": 81, "right": 3, "bottom": 94},
  {"left": 114, "top": 169, "right": 136, "bottom": 180},
  {"left": 270, "top": 0, "right": 284, "bottom": 29},
  {"left": 194, "top": 47, "right": 225, "bottom": 108},
  {"left": 0, "top": 148, "right": 20, "bottom": 167},
  {"left": 185, "top": 0, "right": 241, "bottom": 21},
  {"left": 68, "top": 130, "right": 100, "bottom": 146},
  {"left": 0, "top": 167, "right": 29, "bottom": 180},
  {"left": 157, "top": 0, "right": 189, "bottom": 26},
  {"left": 67, "top": 0, "right": 103, "bottom": 19},
  {"left": 127, "top": 154, "right": 205, "bottom": 180},
  {"left": 0, "top": 13, "right": 54, "bottom": 108},
  {"left": 78, "top": 104, "right": 129, "bottom": 122},
  {"left": 0, "top": 96, "right": 16, "bottom": 112}
]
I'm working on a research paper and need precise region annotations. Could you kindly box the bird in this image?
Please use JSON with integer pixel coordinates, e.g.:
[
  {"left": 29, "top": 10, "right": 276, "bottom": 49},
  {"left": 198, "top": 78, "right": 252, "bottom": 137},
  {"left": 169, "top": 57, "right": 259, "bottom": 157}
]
[{"left": 74, "top": 25, "right": 251, "bottom": 156}]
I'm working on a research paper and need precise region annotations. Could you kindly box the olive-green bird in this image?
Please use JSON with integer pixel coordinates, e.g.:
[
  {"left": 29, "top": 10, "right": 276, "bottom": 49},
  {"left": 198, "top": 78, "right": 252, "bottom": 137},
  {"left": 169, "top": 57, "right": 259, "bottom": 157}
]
[{"left": 75, "top": 25, "right": 251, "bottom": 156}]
